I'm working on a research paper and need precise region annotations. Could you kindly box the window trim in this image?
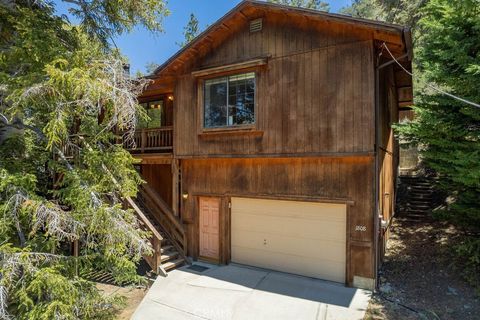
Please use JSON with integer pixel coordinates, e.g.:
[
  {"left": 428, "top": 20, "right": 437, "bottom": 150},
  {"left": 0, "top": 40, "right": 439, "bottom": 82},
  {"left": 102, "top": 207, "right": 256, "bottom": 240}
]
[
  {"left": 197, "top": 69, "right": 260, "bottom": 134},
  {"left": 192, "top": 58, "right": 266, "bottom": 78}
]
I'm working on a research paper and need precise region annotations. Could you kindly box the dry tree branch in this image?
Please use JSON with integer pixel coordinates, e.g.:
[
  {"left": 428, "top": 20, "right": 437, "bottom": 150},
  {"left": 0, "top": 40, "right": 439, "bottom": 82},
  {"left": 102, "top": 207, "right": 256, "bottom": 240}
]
[
  {"left": 0, "top": 56, "right": 152, "bottom": 315},
  {"left": 3, "top": 191, "right": 84, "bottom": 243},
  {"left": 104, "top": 207, "right": 152, "bottom": 258},
  {"left": 0, "top": 285, "right": 10, "bottom": 320}
]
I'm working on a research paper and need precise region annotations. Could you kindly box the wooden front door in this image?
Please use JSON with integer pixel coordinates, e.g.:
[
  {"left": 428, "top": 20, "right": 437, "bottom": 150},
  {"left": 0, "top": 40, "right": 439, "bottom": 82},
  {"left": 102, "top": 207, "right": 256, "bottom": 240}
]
[{"left": 199, "top": 197, "right": 220, "bottom": 260}]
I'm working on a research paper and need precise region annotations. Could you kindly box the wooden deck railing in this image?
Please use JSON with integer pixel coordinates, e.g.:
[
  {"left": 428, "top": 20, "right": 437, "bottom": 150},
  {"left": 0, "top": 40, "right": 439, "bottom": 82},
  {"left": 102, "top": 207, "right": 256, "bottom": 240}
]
[
  {"left": 139, "top": 184, "right": 188, "bottom": 259},
  {"left": 123, "top": 126, "right": 173, "bottom": 153}
]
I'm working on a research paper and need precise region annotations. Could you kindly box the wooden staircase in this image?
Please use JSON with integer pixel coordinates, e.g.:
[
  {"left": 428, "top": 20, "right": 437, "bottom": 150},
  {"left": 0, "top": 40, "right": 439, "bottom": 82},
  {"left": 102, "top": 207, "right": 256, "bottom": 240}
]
[
  {"left": 397, "top": 175, "right": 436, "bottom": 221},
  {"left": 58, "top": 136, "right": 186, "bottom": 275},
  {"left": 127, "top": 184, "right": 189, "bottom": 276}
]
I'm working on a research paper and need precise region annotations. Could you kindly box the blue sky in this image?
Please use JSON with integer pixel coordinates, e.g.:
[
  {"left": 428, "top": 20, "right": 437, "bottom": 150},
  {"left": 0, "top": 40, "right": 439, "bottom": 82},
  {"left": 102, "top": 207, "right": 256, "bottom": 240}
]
[{"left": 53, "top": 0, "right": 352, "bottom": 74}]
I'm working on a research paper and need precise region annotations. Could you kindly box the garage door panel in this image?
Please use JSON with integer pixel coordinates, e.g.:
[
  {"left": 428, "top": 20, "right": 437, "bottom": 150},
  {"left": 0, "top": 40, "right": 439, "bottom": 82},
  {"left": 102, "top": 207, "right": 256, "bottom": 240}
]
[
  {"left": 233, "top": 198, "right": 345, "bottom": 222},
  {"left": 231, "top": 197, "right": 347, "bottom": 283},
  {"left": 232, "top": 247, "right": 346, "bottom": 283},
  {"left": 233, "top": 213, "right": 346, "bottom": 242},
  {"left": 232, "top": 231, "right": 346, "bottom": 263}
]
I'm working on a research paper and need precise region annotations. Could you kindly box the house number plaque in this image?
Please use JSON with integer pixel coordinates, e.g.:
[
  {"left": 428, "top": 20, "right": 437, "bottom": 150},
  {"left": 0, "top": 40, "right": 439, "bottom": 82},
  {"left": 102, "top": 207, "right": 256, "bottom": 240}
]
[{"left": 355, "top": 225, "right": 367, "bottom": 232}]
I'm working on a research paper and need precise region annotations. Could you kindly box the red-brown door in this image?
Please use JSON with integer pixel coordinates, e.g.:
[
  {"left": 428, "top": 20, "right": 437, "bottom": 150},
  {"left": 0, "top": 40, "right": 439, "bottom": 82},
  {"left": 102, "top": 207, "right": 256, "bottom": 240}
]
[{"left": 199, "top": 197, "right": 220, "bottom": 260}]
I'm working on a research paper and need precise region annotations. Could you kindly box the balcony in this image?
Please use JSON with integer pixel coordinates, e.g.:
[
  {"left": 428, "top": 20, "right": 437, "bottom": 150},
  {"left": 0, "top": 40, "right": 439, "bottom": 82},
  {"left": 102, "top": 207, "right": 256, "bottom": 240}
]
[{"left": 123, "top": 126, "right": 173, "bottom": 153}]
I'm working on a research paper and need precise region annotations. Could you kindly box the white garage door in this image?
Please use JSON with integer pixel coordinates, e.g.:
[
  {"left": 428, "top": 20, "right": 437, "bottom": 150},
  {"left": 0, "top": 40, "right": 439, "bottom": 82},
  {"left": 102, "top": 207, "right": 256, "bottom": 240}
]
[{"left": 231, "top": 197, "right": 346, "bottom": 283}]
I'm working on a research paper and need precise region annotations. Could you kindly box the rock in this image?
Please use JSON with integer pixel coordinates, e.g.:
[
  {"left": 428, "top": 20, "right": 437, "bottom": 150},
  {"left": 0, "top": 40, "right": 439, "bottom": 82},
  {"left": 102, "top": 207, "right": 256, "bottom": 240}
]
[
  {"left": 447, "top": 286, "right": 458, "bottom": 296},
  {"left": 464, "top": 304, "right": 471, "bottom": 309},
  {"left": 380, "top": 283, "right": 393, "bottom": 294}
]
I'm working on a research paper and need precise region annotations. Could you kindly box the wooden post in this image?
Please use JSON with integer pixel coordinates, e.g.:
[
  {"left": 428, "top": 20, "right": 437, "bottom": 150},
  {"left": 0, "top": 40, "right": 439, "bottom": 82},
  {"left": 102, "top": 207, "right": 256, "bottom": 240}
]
[
  {"left": 141, "top": 129, "right": 147, "bottom": 152},
  {"left": 153, "top": 237, "right": 162, "bottom": 274},
  {"left": 172, "top": 159, "right": 180, "bottom": 217},
  {"left": 73, "top": 240, "right": 79, "bottom": 276}
]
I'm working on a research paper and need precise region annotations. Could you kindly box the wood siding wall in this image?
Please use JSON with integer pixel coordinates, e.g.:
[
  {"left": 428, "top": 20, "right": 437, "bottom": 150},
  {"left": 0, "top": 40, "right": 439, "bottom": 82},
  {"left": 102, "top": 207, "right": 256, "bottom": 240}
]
[
  {"left": 173, "top": 18, "right": 375, "bottom": 157},
  {"left": 141, "top": 164, "right": 173, "bottom": 209},
  {"left": 378, "top": 65, "right": 399, "bottom": 261},
  {"left": 162, "top": 16, "right": 396, "bottom": 287},
  {"left": 180, "top": 157, "right": 375, "bottom": 284}
]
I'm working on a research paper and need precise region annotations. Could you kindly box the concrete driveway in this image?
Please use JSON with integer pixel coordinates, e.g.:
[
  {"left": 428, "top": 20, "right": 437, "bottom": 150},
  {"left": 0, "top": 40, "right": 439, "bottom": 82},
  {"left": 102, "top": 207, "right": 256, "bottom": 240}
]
[{"left": 132, "top": 263, "right": 371, "bottom": 320}]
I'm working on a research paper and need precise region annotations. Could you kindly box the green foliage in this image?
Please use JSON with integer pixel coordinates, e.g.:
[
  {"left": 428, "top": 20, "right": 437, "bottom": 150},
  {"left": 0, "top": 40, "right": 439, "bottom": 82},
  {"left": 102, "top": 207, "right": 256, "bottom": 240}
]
[
  {"left": 454, "top": 237, "right": 480, "bottom": 293},
  {"left": 145, "top": 61, "right": 160, "bottom": 74},
  {"left": 65, "top": 0, "right": 170, "bottom": 47},
  {"left": 340, "top": 0, "right": 427, "bottom": 30},
  {"left": 268, "top": 0, "right": 330, "bottom": 11},
  {"left": 0, "top": 0, "right": 167, "bottom": 318},
  {"left": 340, "top": 0, "right": 383, "bottom": 20},
  {"left": 343, "top": 0, "right": 480, "bottom": 292},
  {"left": 396, "top": 0, "right": 480, "bottom": 234},
  {"left": 8, "top": 266, "right": 125, "bottom": 320},
  {"left": 177, "top": 13, "right": 200, "bottom": 48}
]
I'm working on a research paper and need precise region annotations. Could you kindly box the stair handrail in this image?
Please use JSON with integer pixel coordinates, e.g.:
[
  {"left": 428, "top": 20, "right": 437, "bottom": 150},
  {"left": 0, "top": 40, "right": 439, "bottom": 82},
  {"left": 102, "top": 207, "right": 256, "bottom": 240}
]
[
  {"left": 126, "top": 196, "right": 167, "bottom": 276},
  {"left": 141, "top": 184, "right": 184, "bottom": 234},
  {"left": 75, "top": 137, "right": 166, "bottom": 275},
  {"left": 138, "top": 184, "right": 188, "bottom": 261},
  {"left": 126, "top": 197, "right": 163, "bottom": 241}
]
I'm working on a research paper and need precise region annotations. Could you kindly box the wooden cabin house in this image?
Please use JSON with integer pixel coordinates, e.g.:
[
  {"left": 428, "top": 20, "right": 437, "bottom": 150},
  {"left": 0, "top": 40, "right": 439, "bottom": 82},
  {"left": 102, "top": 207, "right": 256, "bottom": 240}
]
[{"left": 127, "top": 0, "right": 413, "bottom": 290}]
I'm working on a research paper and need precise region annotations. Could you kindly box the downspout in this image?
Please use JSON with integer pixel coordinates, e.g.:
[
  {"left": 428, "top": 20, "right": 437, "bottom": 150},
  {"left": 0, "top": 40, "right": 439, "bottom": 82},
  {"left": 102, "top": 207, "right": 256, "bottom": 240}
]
[
  {"left": 373, "top": 27, "right": 412, "bottom": 291},
  {"left": 374, "top": 52, "right": 381, "bottom": 292}
]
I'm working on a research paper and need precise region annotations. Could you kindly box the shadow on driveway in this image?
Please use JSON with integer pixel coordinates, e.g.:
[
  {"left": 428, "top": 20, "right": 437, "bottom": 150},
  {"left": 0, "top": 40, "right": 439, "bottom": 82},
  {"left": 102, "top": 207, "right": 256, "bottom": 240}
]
[
  {"left": 183, "top": 263, "right": 359, "bottom": 308},
  {"left": 132, "top": 263, "right": 371, "bottom": 320}
]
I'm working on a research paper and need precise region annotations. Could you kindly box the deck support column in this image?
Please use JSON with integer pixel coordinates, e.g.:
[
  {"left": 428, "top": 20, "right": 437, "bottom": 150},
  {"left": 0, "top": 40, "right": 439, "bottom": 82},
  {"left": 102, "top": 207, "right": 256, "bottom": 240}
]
[
  {"left": 141, "top": 129, "right": 147, "bottom": 152},
  {"left": 172, "top": 159, "right": 180, "bottom": 217}
]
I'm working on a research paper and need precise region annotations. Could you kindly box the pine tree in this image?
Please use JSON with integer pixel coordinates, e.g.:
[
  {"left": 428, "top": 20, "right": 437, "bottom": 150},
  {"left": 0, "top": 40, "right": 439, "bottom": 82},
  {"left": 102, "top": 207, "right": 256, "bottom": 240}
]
[
  {"left": 177, "top": 13, "right": 200, "bottom": 47},
  {"left": 342, "top": 0, "right": 480, "bottom": 289},
  {"left": 396, "top": 1, "right": 480, "bottom": 286},
  {"left": 145, "top": 62, "right": 161, "bottom": 74},
  {"left": 268, "top": 0, "right": 330, "bottom": 11},
  {"left": 340, "top": 0, "right": 427, "bottom": 31},
  {"left": 0, "top": 0, "right": 168, "bottom": 318}
]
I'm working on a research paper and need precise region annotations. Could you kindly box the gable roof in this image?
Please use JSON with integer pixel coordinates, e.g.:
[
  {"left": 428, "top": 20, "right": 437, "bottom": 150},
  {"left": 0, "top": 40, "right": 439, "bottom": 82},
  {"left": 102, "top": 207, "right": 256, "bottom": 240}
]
[{"left": 150, "top": 0, "right": 412, "bottom": 78}]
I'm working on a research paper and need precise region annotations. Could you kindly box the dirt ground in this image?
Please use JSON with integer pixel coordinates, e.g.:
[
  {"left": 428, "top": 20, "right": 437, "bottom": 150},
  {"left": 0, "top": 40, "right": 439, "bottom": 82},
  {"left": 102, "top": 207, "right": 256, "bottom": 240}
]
[
  {"left": 97, "top": 283, "right": 148, "bottom": 320},
  {"left": 365, "top": 218, "right": 480, "bottom": 320}
]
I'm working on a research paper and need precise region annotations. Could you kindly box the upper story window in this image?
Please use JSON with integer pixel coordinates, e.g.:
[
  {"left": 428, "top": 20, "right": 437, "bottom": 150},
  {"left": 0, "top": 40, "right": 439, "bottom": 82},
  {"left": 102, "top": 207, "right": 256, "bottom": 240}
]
[
  {"left": 138, "top": 100, "right": 164, "bottom": 129},
  {"left": 204, "top": 72, "right": 255, "bottom": 129}
]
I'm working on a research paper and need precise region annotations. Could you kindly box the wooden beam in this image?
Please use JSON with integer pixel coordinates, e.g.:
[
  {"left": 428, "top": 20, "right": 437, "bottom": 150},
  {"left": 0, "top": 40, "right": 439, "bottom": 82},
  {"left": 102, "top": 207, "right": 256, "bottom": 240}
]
[
  {"left": 133, "top": 154, "right": 173, "bottom": 164},
  {"left": 192, "top": 192, "right": 356, "bottom": 206},
  {"left": 398, "top": 101, "right": 413, "bottom": 108},
  {"left": 172, "top": 159, "right": 180, "bottom": 217},
  {"left": 177, "top": 152, "right": 375, "bottom": 159}
]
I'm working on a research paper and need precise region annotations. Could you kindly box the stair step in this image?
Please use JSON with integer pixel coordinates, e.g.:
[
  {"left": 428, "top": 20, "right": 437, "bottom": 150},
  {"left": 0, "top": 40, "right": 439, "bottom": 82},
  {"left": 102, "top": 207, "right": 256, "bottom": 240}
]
[
  {"left": 161, "top": 245, "right": 174, "bottom": 254},
  {"left": 404, "top": 208, "right": 430, "bottom": 212},
  {"left": 410, "top": 182, "right": 434, "bottom": 184},
  {"left": 403, "top": 207, "right": 431, "bottom": 211},
  {"left": 407, "top": 182, "right": 433, "bottom": 186},
  {"left": 402, "top": 210, "right": 430, "bottom": 215},
  {"left": 397, "top": 175, "right": 438, "bottom": 223},
  {"left": 404, "top": 204, "right": 431, "bottom": 208},
  {"left": 405, "top": 186, "right": 432, "bottom": 190},
  {"left": 162, "top": 258, "right": 184, "bottom": 271},
  {"left": 161, "top": 251, "right": 179, "bottom": 263},
  {"left": 401, "top": 180, "right": 433, "bottom": 185},
  {"left": 403, "top": 199, "right": 431, "bottom": 206},
  {"left": 403, "top": 212, "right": 430, "bottom": 216},
  {"left": 409, "top": 195, "right": 433, "bottom": 199}
]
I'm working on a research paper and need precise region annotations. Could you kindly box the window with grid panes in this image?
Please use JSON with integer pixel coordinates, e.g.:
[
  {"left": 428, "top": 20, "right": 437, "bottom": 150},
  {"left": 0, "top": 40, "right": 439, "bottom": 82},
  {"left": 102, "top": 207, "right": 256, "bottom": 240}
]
[
  {"left": 138, "top": 100, "right": 163, "bottom": 128},
  {"left": 203, "top": 72, "right": 255, "bottom": 128}
]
